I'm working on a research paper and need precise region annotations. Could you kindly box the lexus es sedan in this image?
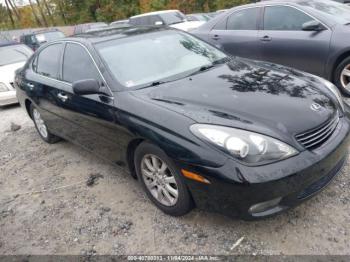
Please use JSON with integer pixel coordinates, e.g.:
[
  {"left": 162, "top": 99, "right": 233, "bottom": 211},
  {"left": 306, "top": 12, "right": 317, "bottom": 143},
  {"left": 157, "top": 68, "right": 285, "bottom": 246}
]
[
  {"left": 192, "top": 0, "right": 350, "bottom": 96},
  {"left": 15, "top": 26, "right": 350, "bottom": 219}
]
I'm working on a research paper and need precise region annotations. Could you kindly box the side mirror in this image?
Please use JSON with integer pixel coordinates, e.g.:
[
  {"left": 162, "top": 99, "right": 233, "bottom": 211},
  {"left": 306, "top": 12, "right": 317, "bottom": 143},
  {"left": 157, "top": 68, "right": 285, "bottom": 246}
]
[
  {"left": 73, "top": 79, "right": 103, "bottom": 95},
  {"left": 155, "top": 21, "right": 164, "bottom": 26},
  {"left": 302, "top": 20, "right": 326, "bottom": 31}
]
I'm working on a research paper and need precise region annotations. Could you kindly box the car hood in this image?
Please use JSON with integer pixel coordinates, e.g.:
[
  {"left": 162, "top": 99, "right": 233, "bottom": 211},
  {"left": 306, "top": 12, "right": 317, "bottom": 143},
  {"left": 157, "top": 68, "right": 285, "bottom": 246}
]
[
  {"left": 170, "top": 21, "right": 205, "bottom": 31},
  {"left": 0, "top": 61, "right": 25, "bottom": 84},
  {"left": 132, "top": 59, "right": 337, "bottom": 144}
]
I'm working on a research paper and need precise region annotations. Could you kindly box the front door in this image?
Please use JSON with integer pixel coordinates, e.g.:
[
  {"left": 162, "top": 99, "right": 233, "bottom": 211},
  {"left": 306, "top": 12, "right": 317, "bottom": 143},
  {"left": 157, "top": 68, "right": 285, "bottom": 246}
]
[
  {"left": 54, "top": 42, "right": 124, "bottom": 163},
  {"left": 259, "top": 5, "right": 332, "bottom": 77}
]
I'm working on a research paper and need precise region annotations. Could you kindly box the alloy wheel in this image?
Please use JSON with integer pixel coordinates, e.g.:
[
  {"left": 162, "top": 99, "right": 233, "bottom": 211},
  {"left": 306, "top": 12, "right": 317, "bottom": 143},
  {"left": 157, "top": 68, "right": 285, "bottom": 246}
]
[
  {"left": 340, "top": 64, "right": 350, "bottom": 91},
  {"left": 33, "top": 108, "right": 48, "bottom": 138},
  {"left": 141, "top": 154, "right": 179, "bottom": 207}
]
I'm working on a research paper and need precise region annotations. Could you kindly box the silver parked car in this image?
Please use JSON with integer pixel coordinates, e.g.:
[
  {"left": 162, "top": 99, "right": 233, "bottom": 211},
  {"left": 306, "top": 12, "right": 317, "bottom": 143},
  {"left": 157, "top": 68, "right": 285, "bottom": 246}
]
[
  {"left": 193, "top": 0, "right": 350, "bottom": 95},
  {"left": 0, "top": 42, "right": 33, "bottom": 106}
]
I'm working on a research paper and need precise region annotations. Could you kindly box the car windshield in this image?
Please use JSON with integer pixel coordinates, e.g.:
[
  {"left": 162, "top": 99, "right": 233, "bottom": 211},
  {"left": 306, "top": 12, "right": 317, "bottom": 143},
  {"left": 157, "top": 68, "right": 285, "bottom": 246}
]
[
  {"left": 160, "top": 11, "right": 187, "bottom": 25},
  {"left": 298, "top": 0, "right": 350, "bottom": 24},
  {"left": 0, "top": 45, "right": 33, "bottom": 66},
  {"left": 35, "top": 31, "right": 65, "bottom": 43},
  {"left": 96, "top": 30, "right": 227, "bottom": 89}
]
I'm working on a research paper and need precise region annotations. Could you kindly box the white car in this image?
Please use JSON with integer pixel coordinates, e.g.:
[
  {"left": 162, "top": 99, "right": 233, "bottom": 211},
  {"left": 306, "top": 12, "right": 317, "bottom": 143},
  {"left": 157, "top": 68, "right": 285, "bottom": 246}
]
[
  {"left": 129, "top": 10, "right": 205, "bottom": 32},
  {"left": 0, "top": 43, "right": 33, "bottom": 106}
]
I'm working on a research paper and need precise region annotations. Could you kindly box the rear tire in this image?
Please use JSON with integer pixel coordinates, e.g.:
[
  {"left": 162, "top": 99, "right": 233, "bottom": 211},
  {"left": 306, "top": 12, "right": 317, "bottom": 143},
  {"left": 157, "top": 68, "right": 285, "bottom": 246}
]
[
  {"left": 334, "top": 56, "right": 350, "bottom": 97},
  {"left": 30, "top": 104, "right": 61, "bottom": 144},
  {"left": 134, "top": 142, "right": 194, "bottom": 216}
]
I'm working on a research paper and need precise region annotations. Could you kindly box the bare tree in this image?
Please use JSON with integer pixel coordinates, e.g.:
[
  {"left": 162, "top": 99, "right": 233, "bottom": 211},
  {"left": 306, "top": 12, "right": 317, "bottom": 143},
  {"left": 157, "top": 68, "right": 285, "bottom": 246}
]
[
  {"left": 35, "top": 0, "right": 48, "bottom": 27},
  {"left": 57, "top": 0, "right": 67, "bottom": 25},
  {"left": 42, "top": 0, "right": 56, "bottom": 26},
  {"left": 4, "top": 0, "right": 15, "bottom": 28},
  {"left": 8, "top": 0, "right": 21, "bottom": 22},
  {"left": 28, "top": 0, "right": 43, "bottom": 26}
]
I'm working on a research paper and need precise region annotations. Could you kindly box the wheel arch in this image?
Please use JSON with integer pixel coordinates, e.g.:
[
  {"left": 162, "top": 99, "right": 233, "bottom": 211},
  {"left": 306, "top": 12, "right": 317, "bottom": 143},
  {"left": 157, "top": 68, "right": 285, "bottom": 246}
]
[
  {"left": 330, "top": 49, "right": 350, "bottom": 82},
  {"left": 126, "top": 138, "right": 145, "bottom": 179},
  {"left": 25, "top": 99, "right": 33, "bottom": 119}
]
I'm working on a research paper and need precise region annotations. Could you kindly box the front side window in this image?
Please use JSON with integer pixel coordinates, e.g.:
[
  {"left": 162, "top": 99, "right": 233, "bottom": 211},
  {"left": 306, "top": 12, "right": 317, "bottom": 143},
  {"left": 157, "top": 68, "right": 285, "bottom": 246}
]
[
  {"left": 62, "top": 43, "right": 100, "bottom": 83},
  {"left": 36, "top": 43, "right": 62, "bottom": 78},
  {"left": 96, "top": 30, "right": 227, "bottom": 88},
  {"left": 227, "top": 8, "right": 259, "bottom": 30},
  {"left": 264, "top": 6, "right": 314, "bottom": 31}
]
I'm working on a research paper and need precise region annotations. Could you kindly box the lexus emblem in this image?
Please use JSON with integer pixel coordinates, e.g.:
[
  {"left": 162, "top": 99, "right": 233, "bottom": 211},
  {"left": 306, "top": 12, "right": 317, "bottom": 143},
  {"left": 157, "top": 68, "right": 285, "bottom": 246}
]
[{"left": 310, "top": 103, "right": 322, "bottom": 112}]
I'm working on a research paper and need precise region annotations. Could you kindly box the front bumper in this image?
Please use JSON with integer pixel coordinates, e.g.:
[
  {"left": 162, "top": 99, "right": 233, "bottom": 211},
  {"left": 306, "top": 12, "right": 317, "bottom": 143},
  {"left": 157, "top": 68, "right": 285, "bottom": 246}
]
[
  {"left": 180, "top": 116, "right": 350, "bottom": 220},
  {"left": 0, "top": 90, "right": 18, "bottom": 106}
]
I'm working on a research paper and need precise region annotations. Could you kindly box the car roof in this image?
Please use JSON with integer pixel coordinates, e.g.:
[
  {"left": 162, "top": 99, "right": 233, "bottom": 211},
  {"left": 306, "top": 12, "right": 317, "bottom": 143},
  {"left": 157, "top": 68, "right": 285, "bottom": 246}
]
[
  {"left": 0, "top": 41, "right": 22, "bottom": 47},
  {"left": 66, "top": 26, "right": 173, "bottom": 45},
  {"left": 130, "top": 10, "right": 181, "bottom": 18},
  {"left": 250, "top": 0, "right": 324, "bottom": 6},
  {"left": 22, "top": 28, "right": 61, "bottom": 36}
]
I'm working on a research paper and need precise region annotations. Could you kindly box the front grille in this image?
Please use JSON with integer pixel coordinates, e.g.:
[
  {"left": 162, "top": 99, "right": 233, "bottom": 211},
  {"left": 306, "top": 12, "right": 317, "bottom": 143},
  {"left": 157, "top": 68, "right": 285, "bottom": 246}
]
[{"left": 295, "top": 113, "right": 339, "bottom": 150}]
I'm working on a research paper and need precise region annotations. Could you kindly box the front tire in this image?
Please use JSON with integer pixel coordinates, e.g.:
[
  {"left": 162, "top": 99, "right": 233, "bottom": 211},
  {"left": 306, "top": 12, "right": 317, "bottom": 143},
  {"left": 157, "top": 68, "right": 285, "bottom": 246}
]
[
  {"left": 334, "top": 57, "right": 350, "bottom": 97},
  {"left": 30, "top": 104, "right": 60, "bottom": 144},
  {"left": 134, "top": 142, "right": 194, "bottom": 216}
]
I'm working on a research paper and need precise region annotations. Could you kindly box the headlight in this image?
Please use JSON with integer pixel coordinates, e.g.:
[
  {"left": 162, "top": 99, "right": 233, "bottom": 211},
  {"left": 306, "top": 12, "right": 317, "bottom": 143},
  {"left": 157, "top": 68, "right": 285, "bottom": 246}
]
[
  {"left": 0, "top": 82, "right": 9, "bottom": 92},
  {"left": 191, "top": 124, "right": 298, "bottom": 165},
  {"left": 314, "top": 76, "right": 345, "bottom": 112}
]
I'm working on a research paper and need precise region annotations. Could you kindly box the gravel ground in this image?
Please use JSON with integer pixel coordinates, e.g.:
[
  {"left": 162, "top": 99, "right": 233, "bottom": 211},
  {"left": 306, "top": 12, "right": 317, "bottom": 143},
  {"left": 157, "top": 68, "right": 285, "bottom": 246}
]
[{"left": 0, "top": 104, "right": 350, "bottom": 255}]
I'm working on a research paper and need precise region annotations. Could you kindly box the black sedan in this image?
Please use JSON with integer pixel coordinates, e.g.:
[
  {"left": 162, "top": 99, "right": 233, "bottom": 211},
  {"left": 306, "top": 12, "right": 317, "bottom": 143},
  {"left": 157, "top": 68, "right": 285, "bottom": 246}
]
[
  {"left": 193, "top": 0, "right": 350, "bottom": 96},
  {"left": 15, "top": 26, "right": 350, "bottom": 219}
]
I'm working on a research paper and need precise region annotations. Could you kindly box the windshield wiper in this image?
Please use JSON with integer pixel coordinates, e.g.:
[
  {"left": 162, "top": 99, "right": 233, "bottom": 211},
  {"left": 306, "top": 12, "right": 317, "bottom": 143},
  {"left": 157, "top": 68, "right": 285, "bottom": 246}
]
[
  {"left": 186, "top": 63, "right": 218, "bottom": 78},
  {"left": 139, "top": 80, "right": 173, "bottom": 89}
]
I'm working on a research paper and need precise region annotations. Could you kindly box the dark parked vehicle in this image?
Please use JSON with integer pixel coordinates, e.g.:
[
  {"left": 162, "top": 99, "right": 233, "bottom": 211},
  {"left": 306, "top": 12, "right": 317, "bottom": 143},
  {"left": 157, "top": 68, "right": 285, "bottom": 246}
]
[
  {"left": 73, "top": 22, "right": 108, "bottom": 35},
  {"left": 20, "top": 29, "right": 65, "bottom": 51},
  {"left": 193, "top": 0, "right": 350, "bottom": 95},
  {"left": 15, "top": 27, "right": 349, "bottom": 219}
]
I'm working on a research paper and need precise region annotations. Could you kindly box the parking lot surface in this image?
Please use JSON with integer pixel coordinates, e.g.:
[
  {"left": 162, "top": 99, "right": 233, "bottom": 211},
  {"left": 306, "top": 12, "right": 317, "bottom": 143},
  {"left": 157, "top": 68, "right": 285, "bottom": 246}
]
[{"left": 0, "top": 105, "right": 350, "bottom": 255}]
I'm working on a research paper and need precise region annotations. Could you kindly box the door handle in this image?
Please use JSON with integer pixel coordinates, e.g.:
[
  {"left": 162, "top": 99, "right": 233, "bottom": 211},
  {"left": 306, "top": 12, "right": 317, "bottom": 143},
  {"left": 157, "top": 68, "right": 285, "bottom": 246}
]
[
  {"left": 57, "top": 93, "right": 68, "bottom": 102},
  {"left": 260, "top": 35, "right": 272, "bottom": 42},
  {"left": 27, "top": 83, "right": 35, "bottom": 89},
  {"left": 212, "top": 35, "right": 221, "bottom": 40}
]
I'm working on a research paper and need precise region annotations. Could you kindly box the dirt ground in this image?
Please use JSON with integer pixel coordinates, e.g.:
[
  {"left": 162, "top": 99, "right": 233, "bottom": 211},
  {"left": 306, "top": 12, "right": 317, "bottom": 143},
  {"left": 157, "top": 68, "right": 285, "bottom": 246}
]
[{"left": 0, "top": 104, "right": 350, "bottom": 256}]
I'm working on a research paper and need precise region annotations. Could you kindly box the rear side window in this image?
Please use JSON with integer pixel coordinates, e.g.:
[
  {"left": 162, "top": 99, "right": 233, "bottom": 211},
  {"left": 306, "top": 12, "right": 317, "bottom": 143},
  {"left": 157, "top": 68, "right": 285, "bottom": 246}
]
[
  {"left": 226, "top": 8, "right": 259, "bottom": 30},
  {"left": 130, "top": 17, "right": 149, "bottom": 26},
  {"left": 264, "top": 6, "right": 314, "bottom": 31},
  {"left": 148, "top": 15, "right": 162, "bottom": 25},
  {"left": 36, "top": 43, "right": 62, "bottom": 78},
  {"left": 62, "top": 43, "right": 100, "bottom": 83}
]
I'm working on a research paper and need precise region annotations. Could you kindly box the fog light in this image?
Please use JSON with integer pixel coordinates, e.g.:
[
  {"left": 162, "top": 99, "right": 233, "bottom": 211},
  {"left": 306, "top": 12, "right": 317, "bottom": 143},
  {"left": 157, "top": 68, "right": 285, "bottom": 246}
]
[{"left": 249, "top": 197, "right": 282, "bottom": 214}]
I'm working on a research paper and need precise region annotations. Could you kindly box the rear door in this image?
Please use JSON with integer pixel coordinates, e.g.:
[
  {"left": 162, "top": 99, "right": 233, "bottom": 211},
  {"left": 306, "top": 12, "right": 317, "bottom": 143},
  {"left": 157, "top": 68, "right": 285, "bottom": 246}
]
[
  {"left": 208, "top": 7, "right": 262, "bottom": 60},
  {"left": 27, "top": 42, "right": 69, "bottom": 134},
  {"left": 259, "top": 5, "right": 332, "bottom": 76}
]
